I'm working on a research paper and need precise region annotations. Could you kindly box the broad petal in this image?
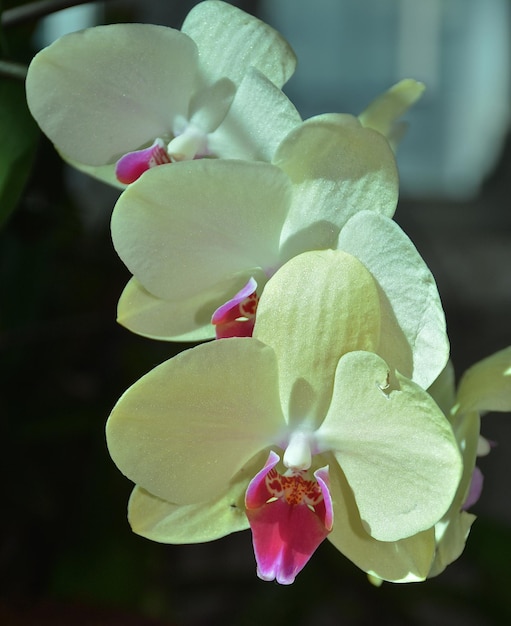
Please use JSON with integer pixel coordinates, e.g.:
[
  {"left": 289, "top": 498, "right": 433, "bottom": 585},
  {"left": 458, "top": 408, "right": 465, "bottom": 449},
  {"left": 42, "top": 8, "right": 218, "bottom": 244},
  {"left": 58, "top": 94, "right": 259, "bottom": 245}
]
[
  {"left": 181, "top": 0, "right": 296, "bottom": 88},
  {"left": 327, "top": 459, "right": 436, "bottom": 582},
  {"left": 254, "top": 250, "right": 381, "bottom": 427},
  {"left": 338, "top": 211, "right": 449, "bottom": 389},
  {"left": 454, "top": 346, "right": 511, "bottom": 415},
  {"left": 117, "top": 275, "right": 262, "bottom": 342},
  {"left": 106, "top": 338, "right": 284, "bottom": 504},
  {"left": 129, "top": 486, "right": 249, "bottom": 543},
  {"left": 26, "top": 24, "right": 198, "bottom": 165},
  {"left": 317, "top": 351, "right": 462, "bottom": 541},
  {"left": 127, "top": 452, "right": 267, "bottom": 543},
  {"left": 111, "top": 159, "right": 291, "bottom": 300},
  {"left": 208, "top": 68, "right": 302, "bottom": 162},
  {"left": 274, "top": 114, "right": 399, "bottom": 259},
  {"left": 358, "top": 79, "right": 425, "bottom": 150}
]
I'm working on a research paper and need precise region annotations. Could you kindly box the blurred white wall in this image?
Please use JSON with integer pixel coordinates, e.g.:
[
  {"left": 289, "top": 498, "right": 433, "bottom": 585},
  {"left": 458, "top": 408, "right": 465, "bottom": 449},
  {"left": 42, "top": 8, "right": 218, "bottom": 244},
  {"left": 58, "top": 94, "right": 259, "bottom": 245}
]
[{"left": 261, "top": 0, "right": 511, "bottom": 198}]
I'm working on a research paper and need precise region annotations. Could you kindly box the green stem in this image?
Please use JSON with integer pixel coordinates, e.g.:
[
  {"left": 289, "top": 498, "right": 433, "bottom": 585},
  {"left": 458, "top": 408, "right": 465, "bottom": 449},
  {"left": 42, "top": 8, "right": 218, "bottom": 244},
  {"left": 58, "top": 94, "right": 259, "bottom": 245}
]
[{"left": 0, "top": 59, "right": 27, "bottom": 80}]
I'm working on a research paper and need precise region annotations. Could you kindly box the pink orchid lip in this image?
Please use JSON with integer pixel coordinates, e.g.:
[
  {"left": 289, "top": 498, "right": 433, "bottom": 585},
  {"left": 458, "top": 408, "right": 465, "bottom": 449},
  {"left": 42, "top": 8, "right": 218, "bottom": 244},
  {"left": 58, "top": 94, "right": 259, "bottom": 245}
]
[
  {"left": 211, "top": 277, "right": 259, "bottom": 339},
  {"left": 245, "top": 451, "right": 333, "bottom": 585},
  {"left": 115, "top": 138, "right": 171, "bottom": 184}
]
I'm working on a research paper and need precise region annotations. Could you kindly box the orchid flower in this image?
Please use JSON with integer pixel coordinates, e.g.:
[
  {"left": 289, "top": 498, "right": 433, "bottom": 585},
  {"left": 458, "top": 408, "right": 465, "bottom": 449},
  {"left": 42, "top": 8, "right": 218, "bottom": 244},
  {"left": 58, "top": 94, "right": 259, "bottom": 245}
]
[
  {"left": 425, "top": 347, "right": 511, "bottom": 577},
  {"left": 111, "top": 116, "right": 446, "bottom": 389},
  {"left": 25, "top": 1, "right": 299, "bottom": 186},
  {"left": 106, "top": 249, "right": 462, "bottom": 585}
]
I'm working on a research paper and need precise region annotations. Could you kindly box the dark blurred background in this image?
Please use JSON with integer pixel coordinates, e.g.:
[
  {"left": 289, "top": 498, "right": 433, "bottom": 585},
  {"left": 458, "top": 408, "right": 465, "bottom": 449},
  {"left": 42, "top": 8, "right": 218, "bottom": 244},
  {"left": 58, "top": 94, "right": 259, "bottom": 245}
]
[{"left": 1, "top": 1, "right": 511, "bottom": 624}]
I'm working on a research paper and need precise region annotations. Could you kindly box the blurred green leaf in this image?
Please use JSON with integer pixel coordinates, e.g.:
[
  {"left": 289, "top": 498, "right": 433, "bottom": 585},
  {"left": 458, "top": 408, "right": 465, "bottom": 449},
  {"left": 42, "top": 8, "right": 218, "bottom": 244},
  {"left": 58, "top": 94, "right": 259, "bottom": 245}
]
[{"left": 0, "top": 76, "right": 39, "bottom": 226}]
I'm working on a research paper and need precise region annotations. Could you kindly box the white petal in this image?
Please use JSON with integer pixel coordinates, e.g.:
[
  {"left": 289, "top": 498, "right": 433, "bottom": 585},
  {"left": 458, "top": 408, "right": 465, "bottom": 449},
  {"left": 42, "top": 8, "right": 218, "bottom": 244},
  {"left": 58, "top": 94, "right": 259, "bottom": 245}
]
[
  {"left": 359, "top": 79, "right": 425, "bottom": 150},
  {"left": 454, "top": 346, "right": 511, "bottom": 415},
  {"left": 182, "top": 0, "right": 296, "bottom": 87},
  {"left": 127, "top": 454, "right": 267, "bottom": 543},
  {"left": 111, "top": 159, "right": 291, "bottom": 300},
  {"left": 327, "top": 458, "right": 436, "bottom": 582},
  {"left": 208, "top": 68, "right": 302, "bottom": 162},
  {"left": 426, "top": 412, "right": 479, "bottom": 577},
  {"left": 449, "top": 410, "right": 481, "bottom": 510},
  {"left": 317, "top": 351, "right": 462, "bottom": 541},
  {"left": 428, "top": 512, "right": 476, "bottom": 577},
  {"left": 275, "top": 114, "right": 399, "bottom": 258},
  {"left": 428, "top": 361, "right": 457, "bottom": 417},
  {"left": 26, "top": 24, "right": 198, "bottom": 165},
  {"left": 338, "top": 211, "right": 449, "bottom": 388},
  {"left": 188, "top": 77, "right": 236, "bottom": 133},
  {"left": 117, "top": 277, "right": 214, "bottom": 341},
  {"left": 128, "top": 484, "right": 249, "bottom": 543},
  {"left": 106, "top": 338, "right": 284, "bottom": 504},
  {"left": 254, "top": 250, "right": 381, "bottom": 427},
  {"left": 60, "top": 156, "right": 125, "bottom": 190},
  {"left": 117, "top": 275, "right": 264, "bottom": 342}
]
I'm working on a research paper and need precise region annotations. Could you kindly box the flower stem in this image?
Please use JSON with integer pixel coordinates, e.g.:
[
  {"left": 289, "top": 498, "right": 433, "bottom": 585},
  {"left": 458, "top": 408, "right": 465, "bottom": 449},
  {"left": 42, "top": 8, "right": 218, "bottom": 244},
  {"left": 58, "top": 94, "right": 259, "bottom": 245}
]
[{"left": 0, "top": 59, "right": 27, "bottom": 80}]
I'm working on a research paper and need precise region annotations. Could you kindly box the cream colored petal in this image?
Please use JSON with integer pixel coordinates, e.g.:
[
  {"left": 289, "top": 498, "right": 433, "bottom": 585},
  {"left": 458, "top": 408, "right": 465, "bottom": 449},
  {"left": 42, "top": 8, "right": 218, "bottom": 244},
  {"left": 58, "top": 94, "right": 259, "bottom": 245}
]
[
  {"left": 182, "top": 0, "right": 296, "bottom": 88},
  {"left": 207, "top": 68, "right": 302, "bottom": 162},
  {"left": 60, "top": 156, "right": 125, "bottom": 190},
  {"left": 428, "top": 361, "right": 457, "bottom": 417},
  {"left": 327, "top": 459, "right": 435, "bottom": 582},
  {"left": 274, "top": 114, "right": 399, "bottom": 259},
  {"left": 428, "top": 511, "right": 476, "bottom": 578},
  {"left": 358, "top": 79, "right": 425, "bottom": 150},
  {"left": 127, "top": 452, "right": 268, "bottom": 543},
  {"left": 26, "top": 24, "right": 198, "bottom": 165},
  {"left": 111, "top": 159, "right": 291, "bottom": 301},
  {"left": 338, "top": 211, "right": 449, "bottom": 389},
  {"left": 106, "top": 338, "right": 284, "bottom": 505},
  {"left": 253, "top": 250, "right": 381, "bottom": 427},
  {"left": 427, "top": 361, "right": 489, "bottom": 577},
  {"left": 117, "top": 275, "right": 266, "bottom": 342},
  {"left": 317, "top": 351, "right": 462, "bottom": 542},
  {"left": 423, "top": 405, "right": 480, "bottom": 578},
  {"left": 454, "top": 346, "right": 511, "bottom": 415},
  {"left": 128, "top": 486, "right": 248, "bottom": 543},
  {"left": 188, "top": 77, "right": 236, "bottom": 133},
  {"left": 450, "top": 410, "right": 481, "bottom": 508}
]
